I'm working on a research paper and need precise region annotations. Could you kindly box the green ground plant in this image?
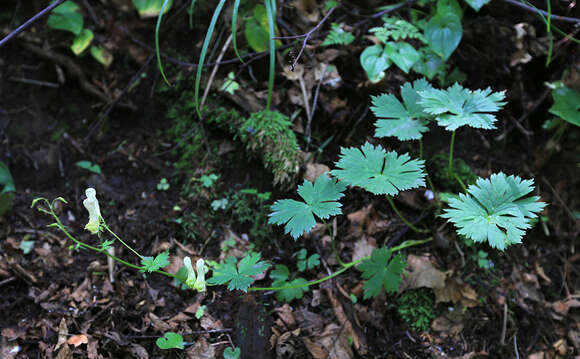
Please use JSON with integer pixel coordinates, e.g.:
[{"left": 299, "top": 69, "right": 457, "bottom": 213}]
[
  {"left": 47, "top": 1, "right": 112, "bottom": 65},
  {"left": 394, "top": 288, "right": 437, "bottom": 332},
  {"left": 32, "top": 76, "right": 547, "bottom": 353}
]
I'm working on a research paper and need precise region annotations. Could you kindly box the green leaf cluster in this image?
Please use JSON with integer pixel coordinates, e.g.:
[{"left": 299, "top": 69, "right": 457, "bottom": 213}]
[
  {"left": 269, "top": 264, "right": 308, "bottom": 302},
  {"left": 296, "top": 249, "right": 320, "bottom": 272},
  {"left": 322, "top": 23, "right": 355, "bottom": 46},
  {"left": 140, "top": 250, "right": 170, "bottom": 273},
  {"left": 208, "top": 253, "right": 270, "bottom": 292},
  {"left": 370, "top": 17, "right": 426, "bottom": 43}
]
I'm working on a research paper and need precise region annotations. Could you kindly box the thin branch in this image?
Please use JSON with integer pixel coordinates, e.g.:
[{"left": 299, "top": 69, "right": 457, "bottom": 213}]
[
  {"left": 274, "top": 7, "right": 337, "bottom": 71},
  {"left": 201, "top": 33, "right": 233, "bottom": 108},
  {"left": 502, "top": 0, "right": 580, "bottom": 23},
  {"left": 0, "top": 0, "right": 66, "bottom": 48}
]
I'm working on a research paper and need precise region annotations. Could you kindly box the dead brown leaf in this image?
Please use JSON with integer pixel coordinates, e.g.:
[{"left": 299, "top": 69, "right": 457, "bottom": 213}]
[
  {"left": 276, "top": 304, "right": 296, "bottom": 327},
  {"left": 186, "top": 337, "right": 215, "bottom": 359},
  {"left": 304, "top": 162, "right": 330, "bottom": 182},
  {"left": 129, "top": 343, "right": 149, "bottom": 359},
  {"left": 67, "top": 334, "right": 88, "bottom": 347},
  {"left": 434, "top": 277, "right": 478, "bottom": 308},
  {"left": 303, "top": 323, "right": 353, "bottom": 359},
  {"left": 399, "top": 254, "right": 446, "bottom": 292},
  {"left": 550, "top": 299, "right": 580, "bottom": 315},
  {"left": 352, "top": 236, "right": 375, "bottom": 262},
  {"left": 87, "top": 340, "right": 99, "bottom": 359},
  {"left": 326, "top": 288, "right": 367, "bottom": 355},
  {"left": 1, "top": 327, "right": 26, "bottom": 341},
  {"left": 54, "top": 318, "right": 68, "bottom": 351},
  {"left": 147, "top": 313, "right": 171, "bottom": 332}
]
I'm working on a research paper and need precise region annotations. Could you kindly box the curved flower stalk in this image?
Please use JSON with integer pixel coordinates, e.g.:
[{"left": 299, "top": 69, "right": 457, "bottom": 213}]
[
  {"left": 184, "top": 257, "right": 207, "bottom": 292},
  {"left": 83, "top": 188, "right": 102, "bottom": 234}
]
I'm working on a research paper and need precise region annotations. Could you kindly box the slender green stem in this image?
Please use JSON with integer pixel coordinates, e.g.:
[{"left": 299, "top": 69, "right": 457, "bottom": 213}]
[
  {"left": 47, "top": 207, "right": 177, "bottom": 279},
  {"left": 249, "top": 237, "right": 433, "bottom": 292},
  {"left": 249, "top": 258, "right": 362, "bottom": 291},
  {"left": 385, "top": 195, "right": 429, "bottom": 233},
  {"left": 323, "top": 219, "right": 346, "bottom": 268},
  {"left": 545, "top": 0, "right": 553, "bottom": 67},
  {"left": 102, "top": 222, "right": 143, "bottom": 259},
  {"left": 453, "top": 172, "right": 468, "bottom": 193},
  {"left": 448, "top": 130, "right": 456, "bottom": 173}
]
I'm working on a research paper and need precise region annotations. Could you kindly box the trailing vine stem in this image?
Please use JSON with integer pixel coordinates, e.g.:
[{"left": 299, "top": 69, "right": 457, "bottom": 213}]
[
  {"left": 385, "top": 195, "right": 430, "bottom": 234},
  {"left": 249, "top": 237, "right": 433, "bottom": 292},
  {"left": 32, "top": 198, "right": 177, "bottom": 280}
]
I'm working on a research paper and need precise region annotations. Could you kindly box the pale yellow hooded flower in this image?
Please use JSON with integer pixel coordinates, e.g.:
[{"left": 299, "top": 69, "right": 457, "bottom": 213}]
[{"left": 83, "top": 188, "right": 101, "bottom": 234}]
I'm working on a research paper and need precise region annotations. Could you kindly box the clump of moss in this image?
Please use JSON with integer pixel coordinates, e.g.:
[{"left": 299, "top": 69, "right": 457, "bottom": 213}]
[
  {"left": 394, "top": 288, "right": 437, "bottom": 332},
  {"left": 428, "top": 152, "right": 478, "bottom": 192},
  {"left": 239, "top": 110, "right": 301, "bottom": 188}
]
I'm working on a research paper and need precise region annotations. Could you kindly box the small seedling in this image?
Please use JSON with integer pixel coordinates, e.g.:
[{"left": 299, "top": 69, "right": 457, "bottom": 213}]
[
  {"left": 195, "top": 305, "right": 207, "bottom": 319},
  {"left": 223, "top": 347, "right": 241, "bottom": 359},
  {"left": 157, "top": 178, "right": 170, "bottom": 191},
  {"left": 76, "top": 161, "right": 101, "bottom": 174},
  {"left": 156, "top": 332, "right": 184, "bottom": 350}
]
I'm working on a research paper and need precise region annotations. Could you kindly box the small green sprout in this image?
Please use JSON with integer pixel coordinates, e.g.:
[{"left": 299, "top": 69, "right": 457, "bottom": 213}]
[{"left": 157, "top": 178, "right": 170, "bottom": 191}]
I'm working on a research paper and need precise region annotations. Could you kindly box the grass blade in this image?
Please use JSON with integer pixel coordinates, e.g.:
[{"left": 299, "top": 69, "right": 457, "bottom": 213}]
[
  {"left": 265, "top": 0, "right": 276, "bottom": 110},
  {"left": 195, "top": 0, "right": 227, "bottom": 118},
  {"left": 188, "top": 0, "right": 196, "bottom": 29},
  {"left": 231, "top": 0, "right": 243, "bottom": 62},
  {"left": 155, "top": 0, "right": 172, "bottom": 85}
]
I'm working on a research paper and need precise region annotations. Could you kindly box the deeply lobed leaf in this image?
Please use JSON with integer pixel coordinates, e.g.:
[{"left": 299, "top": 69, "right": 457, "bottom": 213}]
[
  {"left": 269, "top": 173, "right": 347, "bottom": 239},
  {"left": 372, "top": 79, "right": 433, "bottom": 140},
  {"left": 208, "top": 253, "right": 270, "bottom": 292},
  {"left": 330, "top": 142, "right": 425, "bottom": 195},
  {"left": 441, "top": 172, "right": 546, "bottom": 250},
  {"left": 419, "top": 83, "right": 506, "bottom": 131},
  {"left": 358, "top": 247, "right": 406, "bottom": 299}
]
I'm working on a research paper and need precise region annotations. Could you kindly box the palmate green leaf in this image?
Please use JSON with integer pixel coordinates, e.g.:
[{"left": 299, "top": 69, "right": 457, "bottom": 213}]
[
  {"left": 419, "top": 83, "right": 506, "bottom": 131},
  {"left": 441, "top": 172, "right": 546, "bottom": 250},
  {"left": 208, "top": 253, "right": 270, "bottom": 292},
  {"left": 140, "top": 250, "right": 170, "bottom": 273},
  {"left": 269, "top": 173, "right": 347, "bottom": 239},
  {"left": 371, "top": 78, "right": 433, "bottom": 140},
  {"left": 330, "top": 142, "right": 425, "bottom": 195},
  {"left": 358, "top": 247, "right": 406, "bottom": 299}
]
